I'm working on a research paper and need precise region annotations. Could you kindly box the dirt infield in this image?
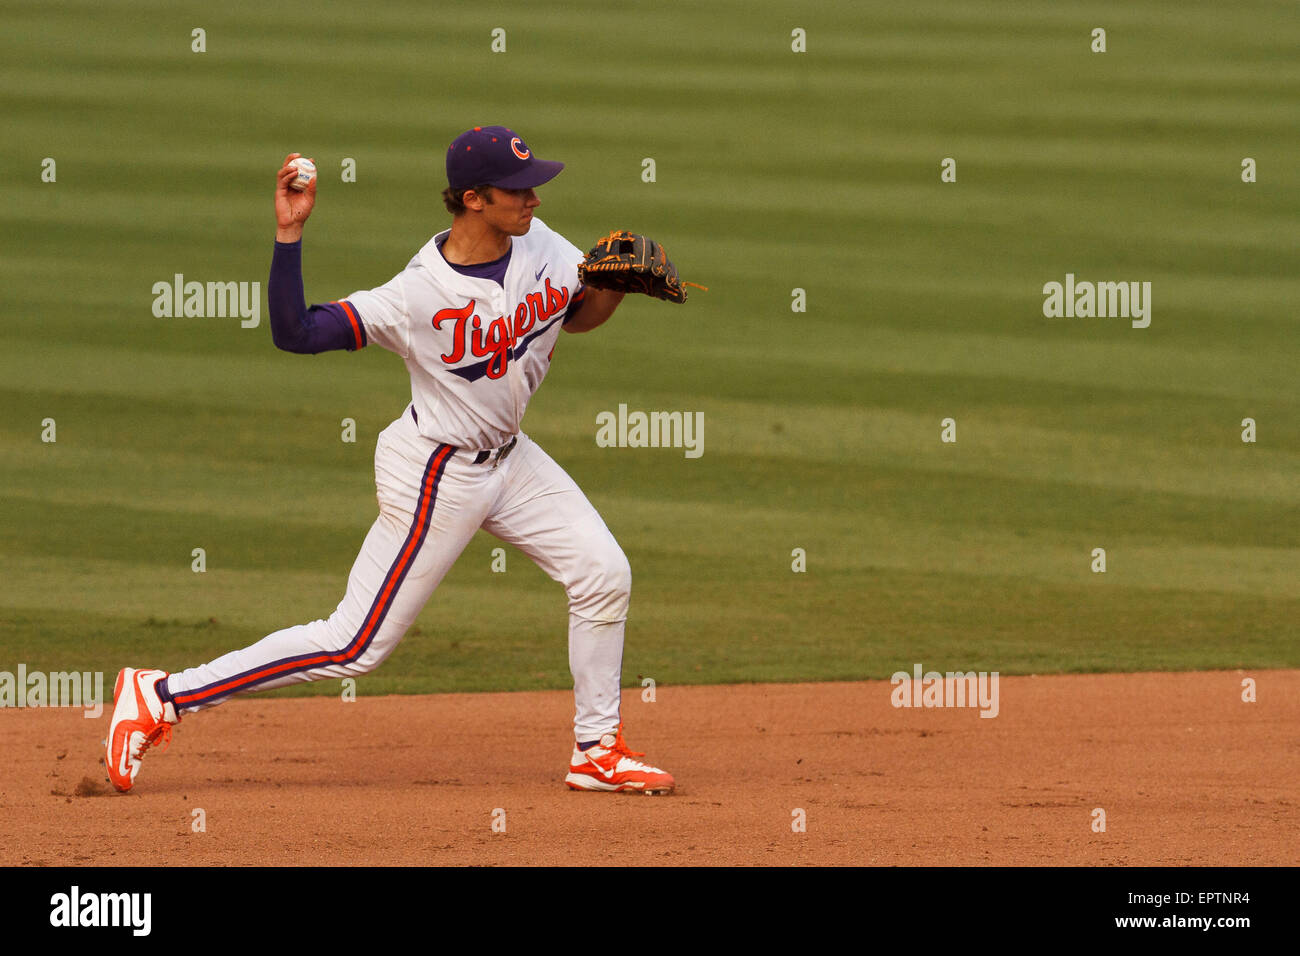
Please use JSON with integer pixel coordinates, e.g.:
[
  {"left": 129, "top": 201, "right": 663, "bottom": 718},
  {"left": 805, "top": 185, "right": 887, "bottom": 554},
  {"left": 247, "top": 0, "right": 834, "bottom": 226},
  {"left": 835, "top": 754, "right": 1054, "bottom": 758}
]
[{"left": 3, "top": 671, "right": 1296, "bottom": 866}]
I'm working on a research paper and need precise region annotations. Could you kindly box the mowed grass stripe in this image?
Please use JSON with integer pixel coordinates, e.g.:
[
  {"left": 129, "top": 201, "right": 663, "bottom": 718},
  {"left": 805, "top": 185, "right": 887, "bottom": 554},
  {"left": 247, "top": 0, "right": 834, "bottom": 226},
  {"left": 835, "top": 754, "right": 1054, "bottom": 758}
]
[
  {"left": 0, "top": 546, "right": 563, "bottom": 639},
  {"left": 5, "top": 558, "right": 1296, "bottom": 685},
  {"left": 3, "top": 443, "right": 1293, "bottom": 557},
  {"left": 5, "top": 373, "right": 1294, "bottom": 506},
  {"left": 4, "top": 472, "right": 1296, "bottom": 601},
  {"left": 5, "top": 317, "right": 1294, "bottom": 409}
]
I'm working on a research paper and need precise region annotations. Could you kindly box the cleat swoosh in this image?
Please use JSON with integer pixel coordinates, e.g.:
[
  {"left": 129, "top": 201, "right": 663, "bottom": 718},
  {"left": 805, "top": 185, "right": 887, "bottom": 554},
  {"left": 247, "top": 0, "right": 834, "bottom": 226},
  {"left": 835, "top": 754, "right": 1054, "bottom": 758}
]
[{"left": 583, "top": 754, "right": 616, "bottom": 779}]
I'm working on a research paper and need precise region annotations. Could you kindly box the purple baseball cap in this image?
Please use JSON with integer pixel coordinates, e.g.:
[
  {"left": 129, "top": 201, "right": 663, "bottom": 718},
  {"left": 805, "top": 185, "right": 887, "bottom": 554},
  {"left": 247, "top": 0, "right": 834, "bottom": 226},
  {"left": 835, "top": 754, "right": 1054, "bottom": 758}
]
[{"left": 446, "top": 125, "right": 564, "bottom": 190}]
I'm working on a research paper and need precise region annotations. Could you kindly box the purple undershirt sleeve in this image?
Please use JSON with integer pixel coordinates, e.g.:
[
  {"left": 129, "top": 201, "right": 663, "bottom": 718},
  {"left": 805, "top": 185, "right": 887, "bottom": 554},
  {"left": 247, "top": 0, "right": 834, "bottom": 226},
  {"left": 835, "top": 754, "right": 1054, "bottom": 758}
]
[{"left": 269, "top": 240, "right": 366, "bottom": 354}]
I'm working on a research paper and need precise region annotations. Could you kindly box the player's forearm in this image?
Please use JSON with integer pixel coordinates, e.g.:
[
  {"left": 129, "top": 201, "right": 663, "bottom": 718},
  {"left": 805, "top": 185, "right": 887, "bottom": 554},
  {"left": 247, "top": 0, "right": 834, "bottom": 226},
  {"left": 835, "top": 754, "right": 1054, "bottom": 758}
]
[
  {"left": 268, "top": 240, "right": 310, "bottom": 352},
  {"left": 562, "top": 287, "right": 624, "bottom": 334},
  {"left": 268, "top": 240, "right": 363, "bottom": 354}
]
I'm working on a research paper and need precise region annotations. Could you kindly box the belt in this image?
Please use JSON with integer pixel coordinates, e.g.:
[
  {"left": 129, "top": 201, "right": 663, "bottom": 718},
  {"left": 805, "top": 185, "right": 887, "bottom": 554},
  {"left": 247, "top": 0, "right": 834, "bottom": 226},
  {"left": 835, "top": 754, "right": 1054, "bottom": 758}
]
[
  {"left": 471, "top": 436, "right": 517, "bottom": 467},
  {"left": 409, "top": 406, "right": 517, "bottom": 468}
]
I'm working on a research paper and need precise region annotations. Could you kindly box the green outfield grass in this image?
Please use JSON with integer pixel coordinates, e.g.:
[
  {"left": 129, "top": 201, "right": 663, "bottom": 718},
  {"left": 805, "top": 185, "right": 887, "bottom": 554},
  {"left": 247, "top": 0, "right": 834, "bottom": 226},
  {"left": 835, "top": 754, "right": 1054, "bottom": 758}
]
[{"left": 2, "top": 0, "right": 1297, "bottom": 698}]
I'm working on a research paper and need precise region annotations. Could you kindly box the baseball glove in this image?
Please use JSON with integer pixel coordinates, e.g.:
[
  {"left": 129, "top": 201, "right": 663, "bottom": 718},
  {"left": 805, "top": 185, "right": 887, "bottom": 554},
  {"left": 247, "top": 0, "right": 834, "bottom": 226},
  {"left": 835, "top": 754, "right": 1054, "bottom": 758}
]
[{"left": 577, "top": 230, "right": 693, "bottom": 304}]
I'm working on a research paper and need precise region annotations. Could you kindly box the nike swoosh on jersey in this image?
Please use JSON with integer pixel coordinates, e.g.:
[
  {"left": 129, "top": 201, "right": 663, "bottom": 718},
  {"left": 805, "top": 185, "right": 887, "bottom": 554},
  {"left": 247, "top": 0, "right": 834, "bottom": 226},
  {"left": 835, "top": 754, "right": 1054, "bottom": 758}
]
[{"left": 535, "top": 265, "right": 547, "bottom": 280}]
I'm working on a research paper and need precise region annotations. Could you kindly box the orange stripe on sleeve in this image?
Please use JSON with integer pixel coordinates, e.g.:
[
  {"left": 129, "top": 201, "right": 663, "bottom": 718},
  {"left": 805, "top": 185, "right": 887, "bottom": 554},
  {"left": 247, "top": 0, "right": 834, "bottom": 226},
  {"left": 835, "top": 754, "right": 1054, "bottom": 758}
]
[{"left": 338, "top": 300, "right": 364, "bottom": 350}]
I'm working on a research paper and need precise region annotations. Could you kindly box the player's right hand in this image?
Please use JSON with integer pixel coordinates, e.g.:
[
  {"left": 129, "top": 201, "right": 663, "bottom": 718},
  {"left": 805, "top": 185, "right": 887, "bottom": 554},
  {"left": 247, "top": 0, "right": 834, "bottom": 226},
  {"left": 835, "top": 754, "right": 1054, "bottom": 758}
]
[{"left": 275, "top": 152, "right": 316, "bottom": 243}]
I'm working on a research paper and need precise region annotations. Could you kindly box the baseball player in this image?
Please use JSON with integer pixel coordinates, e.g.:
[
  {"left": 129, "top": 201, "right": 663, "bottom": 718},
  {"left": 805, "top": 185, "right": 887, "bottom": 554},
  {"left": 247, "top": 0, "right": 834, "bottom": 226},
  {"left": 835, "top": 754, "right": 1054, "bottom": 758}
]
[{"left": 105, "top": 126, "right": 685, "bottom": 795}]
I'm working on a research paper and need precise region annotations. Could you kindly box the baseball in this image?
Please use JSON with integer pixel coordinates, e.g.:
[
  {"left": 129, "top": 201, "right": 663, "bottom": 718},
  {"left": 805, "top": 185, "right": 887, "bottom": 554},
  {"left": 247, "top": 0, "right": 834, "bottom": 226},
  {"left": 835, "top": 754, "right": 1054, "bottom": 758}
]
[{"left": 288, "top": 157, "right": 316, "bottom": 192}]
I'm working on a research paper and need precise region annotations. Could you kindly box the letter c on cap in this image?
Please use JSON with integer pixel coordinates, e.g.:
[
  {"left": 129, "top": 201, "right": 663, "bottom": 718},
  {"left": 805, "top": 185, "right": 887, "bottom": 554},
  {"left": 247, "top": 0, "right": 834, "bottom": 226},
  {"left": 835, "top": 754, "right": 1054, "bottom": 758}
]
[{"left": 510, "top": 137, "right": 530, "bottom": 160}]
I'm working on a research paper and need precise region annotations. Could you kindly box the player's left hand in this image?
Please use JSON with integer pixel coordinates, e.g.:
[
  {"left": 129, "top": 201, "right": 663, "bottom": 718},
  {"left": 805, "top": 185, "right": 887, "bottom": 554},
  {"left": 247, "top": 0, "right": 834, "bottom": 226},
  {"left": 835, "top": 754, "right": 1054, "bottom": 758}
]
[{"left": 578, "top": 230, "right": 694, "bottom": 304}]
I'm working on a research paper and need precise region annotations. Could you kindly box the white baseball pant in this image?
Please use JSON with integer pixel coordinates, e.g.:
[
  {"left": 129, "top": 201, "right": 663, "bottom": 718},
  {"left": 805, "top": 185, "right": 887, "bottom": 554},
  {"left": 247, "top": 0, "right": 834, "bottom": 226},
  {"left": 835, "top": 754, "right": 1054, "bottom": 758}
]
[{"left": 164, "top": 408, "right": 629, "bottom": 741}]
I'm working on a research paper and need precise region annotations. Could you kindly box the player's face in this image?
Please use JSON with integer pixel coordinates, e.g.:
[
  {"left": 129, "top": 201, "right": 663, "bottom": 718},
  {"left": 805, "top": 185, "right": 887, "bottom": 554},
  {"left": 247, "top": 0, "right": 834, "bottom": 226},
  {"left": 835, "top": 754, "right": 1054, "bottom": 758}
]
[{"left": 482, "top": 186, "right": 541, "bottom": 236}]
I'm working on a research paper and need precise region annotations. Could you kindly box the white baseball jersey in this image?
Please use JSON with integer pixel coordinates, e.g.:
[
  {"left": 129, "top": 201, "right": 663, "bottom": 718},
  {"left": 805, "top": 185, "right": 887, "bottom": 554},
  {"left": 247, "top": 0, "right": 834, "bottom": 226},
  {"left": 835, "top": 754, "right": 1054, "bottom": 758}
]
[{"left": 345, "top": 217, "right": 584, "bottom": 450}]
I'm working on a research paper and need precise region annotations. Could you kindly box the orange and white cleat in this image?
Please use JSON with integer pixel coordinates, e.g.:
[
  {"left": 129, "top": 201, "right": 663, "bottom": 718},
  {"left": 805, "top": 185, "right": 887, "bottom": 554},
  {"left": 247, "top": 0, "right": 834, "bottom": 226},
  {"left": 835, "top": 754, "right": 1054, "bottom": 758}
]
[
  {"left": 565, "top": 723, "right": 674, "bottom": 795},
  {"left": 105, "top": 668, "right": 179, "bottom": 792}
]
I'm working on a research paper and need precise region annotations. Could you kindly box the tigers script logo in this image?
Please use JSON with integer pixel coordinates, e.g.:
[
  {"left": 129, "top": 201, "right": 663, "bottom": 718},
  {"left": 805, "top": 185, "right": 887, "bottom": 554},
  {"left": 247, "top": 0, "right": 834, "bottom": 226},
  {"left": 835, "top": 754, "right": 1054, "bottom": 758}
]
[{"left": 432, "top": 280, "right": 570, "bottom": 380}]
